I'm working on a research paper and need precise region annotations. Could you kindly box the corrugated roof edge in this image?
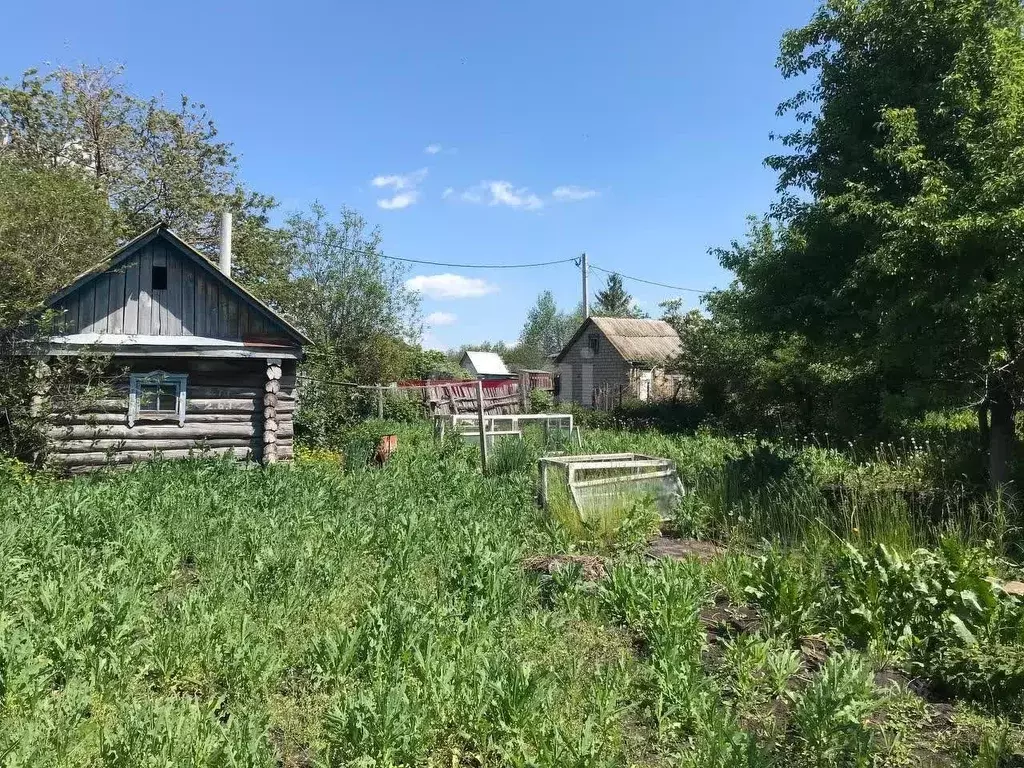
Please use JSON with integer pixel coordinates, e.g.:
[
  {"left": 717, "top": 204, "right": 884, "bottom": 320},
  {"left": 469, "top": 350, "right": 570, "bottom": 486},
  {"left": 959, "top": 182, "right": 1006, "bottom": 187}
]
[{"left": 554, "top": 316, "right": 681, "bottom": 365}]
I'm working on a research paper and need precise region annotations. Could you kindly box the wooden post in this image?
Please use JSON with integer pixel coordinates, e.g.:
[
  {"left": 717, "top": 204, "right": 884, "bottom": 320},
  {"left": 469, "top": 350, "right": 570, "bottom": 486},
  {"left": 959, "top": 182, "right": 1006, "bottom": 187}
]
[
  {"left": 376, "top": 385, "right": 384, "bottom": 419},
  {"left": 263, "top": 358, "right": 281, "bottom": 464},
  {"left": 476, "top": 380, "right": 488, "bottom": 474},
  {"left": 29, "top": 357, "right": 50, "bottom": 418},
  {"left": 539, "top": 459, "right": 549, "bottom": 507},
  {"left": 519, "top": 371, "right": 530, "bottom": 413}
]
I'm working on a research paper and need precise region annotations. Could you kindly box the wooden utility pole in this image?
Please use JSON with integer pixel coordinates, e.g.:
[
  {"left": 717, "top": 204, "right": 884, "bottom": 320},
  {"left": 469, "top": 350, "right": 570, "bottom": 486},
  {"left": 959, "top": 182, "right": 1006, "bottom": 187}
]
[
  {"left": 581, "top": 252, "right": 590, "bottom": 318},
  {"left": 476, "top": 380, "right": 488, "bottom": 473}
]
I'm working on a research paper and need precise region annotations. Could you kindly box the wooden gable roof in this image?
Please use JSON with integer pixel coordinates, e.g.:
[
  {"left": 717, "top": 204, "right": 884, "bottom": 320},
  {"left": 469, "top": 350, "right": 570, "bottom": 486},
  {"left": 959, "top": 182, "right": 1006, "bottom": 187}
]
[
  {"left": 554, "top": 316, "right": 681, "bottom": 365},
  {"left": 45, "top": 224, "right": 310, "bottom": 350}
]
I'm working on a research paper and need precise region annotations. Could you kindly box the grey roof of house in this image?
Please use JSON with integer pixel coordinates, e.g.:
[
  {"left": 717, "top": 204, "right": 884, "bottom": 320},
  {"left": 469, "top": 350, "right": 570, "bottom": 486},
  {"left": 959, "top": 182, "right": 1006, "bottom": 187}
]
[{"left": 555, "top": 316, "right": 681, "bottom": 365}]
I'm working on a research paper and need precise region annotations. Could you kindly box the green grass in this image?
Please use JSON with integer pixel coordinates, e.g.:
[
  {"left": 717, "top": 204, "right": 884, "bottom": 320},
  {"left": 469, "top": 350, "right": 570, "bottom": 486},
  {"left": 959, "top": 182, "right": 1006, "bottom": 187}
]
[
  {"left": 582, "top": 427, "right": 1016, "bottom": 555},
  {"left": 2, "top": 422, "right": 1023, "bottom": 765}
]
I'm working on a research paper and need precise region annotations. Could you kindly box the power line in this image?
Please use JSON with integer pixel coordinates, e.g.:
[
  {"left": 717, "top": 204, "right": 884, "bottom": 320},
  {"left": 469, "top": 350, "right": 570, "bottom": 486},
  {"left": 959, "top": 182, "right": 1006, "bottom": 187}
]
[
  {"left": 590, "top": 264, "right": 714, "bottom": 295},
  {"left": 297, "top": 237, "right": 578, "bottom": 269},
  {"left": 383, "top": 253, "right": 578, "bottom": 269},
  {"left": 294, "top": 235, "right": 714, "bottom": 291}
]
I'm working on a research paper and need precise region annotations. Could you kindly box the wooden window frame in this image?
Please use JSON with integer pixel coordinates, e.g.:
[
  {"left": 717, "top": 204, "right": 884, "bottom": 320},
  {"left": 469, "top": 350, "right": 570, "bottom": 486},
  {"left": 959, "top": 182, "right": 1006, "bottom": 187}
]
[
  {"left": 588, "top": 333, "right": 600, "bottom": 355},
  {"left": 128, "top": 371, "right": 187, "bottom": 427}
]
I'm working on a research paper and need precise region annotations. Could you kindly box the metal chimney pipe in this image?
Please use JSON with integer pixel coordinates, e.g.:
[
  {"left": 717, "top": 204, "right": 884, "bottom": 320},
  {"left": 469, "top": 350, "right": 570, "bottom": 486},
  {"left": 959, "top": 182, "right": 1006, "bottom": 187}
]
[{"left": 218, "top": 211, "right": 233, "bottom": 277}]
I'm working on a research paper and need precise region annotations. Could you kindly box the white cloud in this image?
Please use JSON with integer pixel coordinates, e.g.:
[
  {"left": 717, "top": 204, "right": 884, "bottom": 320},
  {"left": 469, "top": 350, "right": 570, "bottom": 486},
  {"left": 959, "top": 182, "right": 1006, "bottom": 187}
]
[
  {"left": 442, "top": 186, "right": 454, "bottom": 199},
  {"left": 371, "top": 168, "right": 428, "bottom": 210},
  {"left": 378, "top": 191, "right": 419, "bottom": 210},
  {"left": 552, "top": 185, "right": 598, "bottom": 202},
  {"left": 372, "top": 168, "right": 428, "bottom": 190},
  {"left": 425, "top": 310, "right": 457, "bottom": 326},
  {"left": 406, "top": 273, "right": 498, "bottom": 299},
  {"left": 461, "top": 180, "right": 543, "bottom": 210},
  {"left": 424, "top": 143, "right": 443, "bottom": 154}
]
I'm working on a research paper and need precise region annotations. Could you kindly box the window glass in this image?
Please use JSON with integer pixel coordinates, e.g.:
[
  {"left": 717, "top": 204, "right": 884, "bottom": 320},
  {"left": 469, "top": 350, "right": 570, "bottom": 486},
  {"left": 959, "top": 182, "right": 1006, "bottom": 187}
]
[
  {"left": 139, "top": 383, "right": 178, "bottom": 412},
  {"left": 588, "top": 334, "right": 600, "bottom": 354},
  {"left": 129, "top": 372, "right": 187, "bottom": 426}
]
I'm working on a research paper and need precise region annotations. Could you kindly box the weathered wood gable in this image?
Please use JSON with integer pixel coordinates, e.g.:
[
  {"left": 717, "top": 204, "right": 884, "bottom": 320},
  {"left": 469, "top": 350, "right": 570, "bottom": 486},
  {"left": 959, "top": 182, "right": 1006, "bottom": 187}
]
[{"left": 48, "top": 227, "right": 303, "bottom": 345}]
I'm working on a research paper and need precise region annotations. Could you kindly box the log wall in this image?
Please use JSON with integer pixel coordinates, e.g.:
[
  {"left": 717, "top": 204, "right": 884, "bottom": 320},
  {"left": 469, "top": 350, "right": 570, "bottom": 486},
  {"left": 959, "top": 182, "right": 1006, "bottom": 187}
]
[{"left": 47, "top": 357, "right": 298, "bottom": 472}]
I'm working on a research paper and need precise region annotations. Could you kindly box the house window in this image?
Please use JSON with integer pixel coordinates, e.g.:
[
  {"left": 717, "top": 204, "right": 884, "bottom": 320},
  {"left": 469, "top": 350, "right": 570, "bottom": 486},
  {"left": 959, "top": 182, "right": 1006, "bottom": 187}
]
[
  {"left": 152, "top": 265, "right": 168, "bottom": 290},
  {"left": 128, "top": 372, "right": 187, "bottom": 426},
  {"left": 588, "top": 333, "right": 600, "bottom": 355}
]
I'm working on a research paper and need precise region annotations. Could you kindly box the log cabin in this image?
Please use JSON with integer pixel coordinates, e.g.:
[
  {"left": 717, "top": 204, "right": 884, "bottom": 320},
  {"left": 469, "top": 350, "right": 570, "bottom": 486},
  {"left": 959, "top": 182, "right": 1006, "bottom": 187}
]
[{"left": 30, "top": 218, "right": 309, "bottom": 472}]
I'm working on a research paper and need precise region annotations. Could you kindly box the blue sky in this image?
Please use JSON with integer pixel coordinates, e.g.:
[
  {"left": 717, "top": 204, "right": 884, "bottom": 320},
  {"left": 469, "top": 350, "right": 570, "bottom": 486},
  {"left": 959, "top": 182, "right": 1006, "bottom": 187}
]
[{"left": 3, "top": 0, "right": 819, "bottom": 349}]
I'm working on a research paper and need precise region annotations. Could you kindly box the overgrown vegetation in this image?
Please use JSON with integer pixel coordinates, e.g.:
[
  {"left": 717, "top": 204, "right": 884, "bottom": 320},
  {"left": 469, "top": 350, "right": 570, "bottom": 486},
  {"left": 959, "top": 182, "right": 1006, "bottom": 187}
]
[
  {"left": 3, "top": 424, "right": 1024, "bottom": 765},
  {"left": 660, "top": 0, "right": 1024, "bottom": 492}
]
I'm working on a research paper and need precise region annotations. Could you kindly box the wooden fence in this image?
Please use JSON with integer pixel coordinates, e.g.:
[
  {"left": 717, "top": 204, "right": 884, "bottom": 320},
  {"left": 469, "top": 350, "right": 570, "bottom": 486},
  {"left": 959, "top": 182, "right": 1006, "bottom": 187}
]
[
  {"left": 592, "top": 384, "right": 628, "bottom": 412},
  {"left": 382, "top": 379, "right": 522, "bottom": 416},
  {"left": 388, "top": 372, "right": 554, "bottom": 417},
  {"left": 416, "top": 380, "right": 522, "bottom": 416}
]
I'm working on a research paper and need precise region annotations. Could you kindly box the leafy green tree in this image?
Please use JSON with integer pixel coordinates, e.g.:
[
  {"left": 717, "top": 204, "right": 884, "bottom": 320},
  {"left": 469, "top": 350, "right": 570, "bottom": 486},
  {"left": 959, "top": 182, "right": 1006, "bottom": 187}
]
[
  {"left": 518, "top": 291, "right": 582, "bottom": 365},
  {"left": 713, "top": 0, "right": 1024, "bottom": 487},
  {"left": 404, "top": 348, "right": 469, "bottom": 380},
  {"left": 283, "top": 203, "right": 421, "bottom": 444},
  {"left": 0, "top": 64, "right": 276, "bottom": 271},
  {"left": 448, "top": 339, "right": 542, "bottom": 371},
  {"left": 0, "top": 159, "right": 118, "bottom": 328},
  {"left": 593, "top": 272, "right": 644, "bottom": 317},
  {"left": 0, "top": 159, "right": 121, "bottom": 459}
]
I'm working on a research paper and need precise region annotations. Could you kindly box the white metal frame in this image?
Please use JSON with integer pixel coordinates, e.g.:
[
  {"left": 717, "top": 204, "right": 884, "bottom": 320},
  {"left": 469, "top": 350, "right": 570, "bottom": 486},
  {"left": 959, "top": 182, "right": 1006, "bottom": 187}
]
[
  {"left": 537, "top": 452, "right": 683, "bottom": 518},
  {"left": 128, "top": 371, "right": 187, "bottom": 427},
  {"left": 434, "top": 412, "right": 578, "bottom": 447}
]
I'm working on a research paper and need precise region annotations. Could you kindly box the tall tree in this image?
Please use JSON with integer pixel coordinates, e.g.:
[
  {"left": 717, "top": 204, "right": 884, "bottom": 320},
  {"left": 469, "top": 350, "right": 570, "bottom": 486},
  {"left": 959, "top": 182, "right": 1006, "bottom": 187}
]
[
  {"left": 714, "top": 0, "right": 1024, "bottom": 488},
  {"left": 282, "top": 203, "right": 421, "bottom": 443},
  {"left": 593, "top": 272, "right": 644, "bottom": 317},
  {"left": 0, "top": 65, "right": 276, "bottom": 268},
  {"left": 519, "top": 291, "right": 582, "bottom": 364},
  {"left": 0, "top": 159, "right": 118, "bottom": 328},
  {"left": 0, "top": 158, "right": 121, "bottom": 458}
]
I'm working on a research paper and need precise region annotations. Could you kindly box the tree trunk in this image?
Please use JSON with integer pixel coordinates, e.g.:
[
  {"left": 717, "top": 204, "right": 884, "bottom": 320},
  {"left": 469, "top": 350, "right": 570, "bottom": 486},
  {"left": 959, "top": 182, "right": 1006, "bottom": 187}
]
[
  {"left": 978, "top": 401, "right": 990, "bottom": 460},
  {"left": 988, "top": 376, "right": 1015, "bottom": 494}
]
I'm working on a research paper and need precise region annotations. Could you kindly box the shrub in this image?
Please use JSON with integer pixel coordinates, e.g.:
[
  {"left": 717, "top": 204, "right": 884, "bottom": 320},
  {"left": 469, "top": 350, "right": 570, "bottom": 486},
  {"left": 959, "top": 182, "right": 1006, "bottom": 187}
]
[
  {"left": 528, "top": 387, "right": 554, "bottom": 413},
  {"left": 339, "top": 419, "right": 401, "bottom": 470},
  {"left": 382, "top": 391, "right": 422, "bottom": 422},
  {"left": 930, "top": 641, "right": 1024, "bottom": 713},
  {"left": 821, "top": 539, "right": 1010, "bottom": 654}
]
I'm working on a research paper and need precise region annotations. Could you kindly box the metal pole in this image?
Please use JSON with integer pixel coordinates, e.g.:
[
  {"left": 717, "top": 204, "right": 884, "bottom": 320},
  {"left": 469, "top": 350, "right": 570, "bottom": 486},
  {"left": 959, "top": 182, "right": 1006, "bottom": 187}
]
[
  {"left": 582, "top": 252, "right": 590, "bottom": 318},
  {"left": 476, "top": 380, "right": 488, "bottom": 473},
  {"left": 219, "top": 211, "right": 233, "bottom": 277}
]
